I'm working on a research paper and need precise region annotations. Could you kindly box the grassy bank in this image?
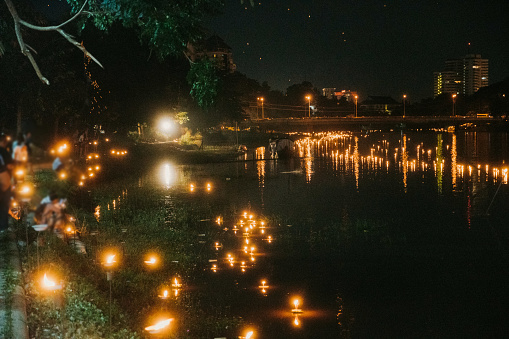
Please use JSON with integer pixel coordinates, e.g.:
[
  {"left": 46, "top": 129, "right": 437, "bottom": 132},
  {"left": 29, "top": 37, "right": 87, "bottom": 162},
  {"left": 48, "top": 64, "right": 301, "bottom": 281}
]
[{"left": 14, "top": 167, "right": 244, "bottom": 338}]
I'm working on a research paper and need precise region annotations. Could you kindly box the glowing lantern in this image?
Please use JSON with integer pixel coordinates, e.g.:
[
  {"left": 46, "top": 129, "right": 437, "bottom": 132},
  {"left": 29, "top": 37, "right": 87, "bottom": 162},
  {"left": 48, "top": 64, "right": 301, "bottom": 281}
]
[{"left": 145, "top": 318, "right": 174, "bottom": 334}]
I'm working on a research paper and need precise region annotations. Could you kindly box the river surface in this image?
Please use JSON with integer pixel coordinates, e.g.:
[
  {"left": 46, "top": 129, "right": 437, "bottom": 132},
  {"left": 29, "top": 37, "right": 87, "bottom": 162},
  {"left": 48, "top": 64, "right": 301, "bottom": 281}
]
[{"left": 105, "top": 130, "right": 509, "bottom": 338}]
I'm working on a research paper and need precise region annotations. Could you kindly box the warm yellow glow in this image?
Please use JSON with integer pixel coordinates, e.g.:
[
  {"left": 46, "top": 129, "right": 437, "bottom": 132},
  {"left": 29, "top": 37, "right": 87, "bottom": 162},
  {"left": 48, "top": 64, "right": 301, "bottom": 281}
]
[
  {"left": 145, "top": 318, "right": 174, "bottom": 333},
  {"left": 43, "top": 273, "right": 56, "bottom": 289},
  {"left": 245, "top": 330, "right": 254, "bottom": 339},
  {"left": 293, "top": 315, "right": 300, "bottom": 326},
  {"left": 144, "top": 257, "right": 157, "bottom": 266},
  {"left": 19, "top": 184, "right": 32, "bottom": 196},
  {"left": 103, "top": 254, "right": 117, "bottom": 268},
  {"left": 159, "top": 289, "right": 170, "bottom": 299},
  {"left": 172, "top": 278, "right": 181, "bottom": 288},
  {"left": 292, "top": 298, "right": 303, "bottom": 313},
  {"left": 206, "top": 183, "right": 212, "bottom": 191},
  {"left": 41, "top": 273, "right": 62, "bottom": 291}
]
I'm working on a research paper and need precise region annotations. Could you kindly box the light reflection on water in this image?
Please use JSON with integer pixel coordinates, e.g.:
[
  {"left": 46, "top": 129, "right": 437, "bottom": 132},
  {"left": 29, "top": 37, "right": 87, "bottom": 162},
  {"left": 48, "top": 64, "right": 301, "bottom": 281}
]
[
  {"left": 291, "top": 131, "right": 509, "bottom": 189},
  {"left": 98, "top": 130, "right": 509, "bottom": 338}
]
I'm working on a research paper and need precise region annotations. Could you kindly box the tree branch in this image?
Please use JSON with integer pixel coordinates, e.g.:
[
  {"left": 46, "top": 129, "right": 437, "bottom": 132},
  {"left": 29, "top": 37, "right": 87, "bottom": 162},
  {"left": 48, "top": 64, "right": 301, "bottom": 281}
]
[{"left": 3, "top": 0, "right": 101, "bottom": 85}]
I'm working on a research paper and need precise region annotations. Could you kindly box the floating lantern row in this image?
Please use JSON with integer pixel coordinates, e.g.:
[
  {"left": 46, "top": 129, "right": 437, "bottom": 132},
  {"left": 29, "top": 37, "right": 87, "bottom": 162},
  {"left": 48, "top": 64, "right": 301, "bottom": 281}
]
[
  {"left": 189, "top": 182, "right": 213, "bottom": 192},
  {"left": 110, "top": 149, "right": 128, "bottom": 156}
]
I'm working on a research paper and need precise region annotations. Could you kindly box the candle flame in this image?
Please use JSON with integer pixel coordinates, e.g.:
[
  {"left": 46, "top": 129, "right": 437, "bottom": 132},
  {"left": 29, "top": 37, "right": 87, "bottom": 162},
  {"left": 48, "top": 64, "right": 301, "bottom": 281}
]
[
  {"left": 43, "top": 273, "right": 56, "bottom": 288},
  {"left": 145, "top": 318, "right": 173, "bottom": 333},
  {"left": 144, "top": 257, "right": 156, "bottom": 265}
]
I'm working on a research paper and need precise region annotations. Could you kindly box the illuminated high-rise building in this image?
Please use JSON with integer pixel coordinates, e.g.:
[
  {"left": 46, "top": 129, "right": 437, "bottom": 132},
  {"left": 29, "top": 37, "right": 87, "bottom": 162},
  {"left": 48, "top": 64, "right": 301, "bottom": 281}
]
[
  {"left": 433, "top": 54, "right": 488, "bottom": 97},
  {"left": 462, "top": 54, "right": 489, "bottom": 95}
]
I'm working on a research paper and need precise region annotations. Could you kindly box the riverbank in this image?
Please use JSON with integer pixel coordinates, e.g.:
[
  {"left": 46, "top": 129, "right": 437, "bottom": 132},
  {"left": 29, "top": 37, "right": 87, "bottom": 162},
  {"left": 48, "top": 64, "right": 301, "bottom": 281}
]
[{"left": 2, "top": 139, "right": 252, "bottom": 338}]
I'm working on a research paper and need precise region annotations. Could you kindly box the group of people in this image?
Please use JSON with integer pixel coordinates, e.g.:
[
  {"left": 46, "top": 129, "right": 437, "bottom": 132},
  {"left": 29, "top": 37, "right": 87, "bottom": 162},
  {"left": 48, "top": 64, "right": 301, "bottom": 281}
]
[
  {"left": 1, "top": 132, "right": 33, "bottom": 232},
  {"left": 1, "top": 132, "right": 63, "bottom": 234},
  {"left": 35, "top": 192, "right": 68, "bottom": 234}
]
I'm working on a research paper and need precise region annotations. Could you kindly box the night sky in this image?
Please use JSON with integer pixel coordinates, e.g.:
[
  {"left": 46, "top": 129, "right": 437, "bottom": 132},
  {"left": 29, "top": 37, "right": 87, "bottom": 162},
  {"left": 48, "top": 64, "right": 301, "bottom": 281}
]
[
  {"left": 29, "top": 0, "right": 509, "bottom": 102},
  {"left": 207, "top": 0, "right": 509, "bottom": 101}
]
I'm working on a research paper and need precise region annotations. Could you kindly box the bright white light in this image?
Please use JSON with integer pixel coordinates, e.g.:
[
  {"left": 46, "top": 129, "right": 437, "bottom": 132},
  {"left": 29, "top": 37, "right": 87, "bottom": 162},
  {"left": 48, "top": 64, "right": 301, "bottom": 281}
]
[
  {"left": 159, "top": 117, "right": 175, "bottom": 135},
  {"left": 159, "top": 162, "right": 176, "bottom": 188}
]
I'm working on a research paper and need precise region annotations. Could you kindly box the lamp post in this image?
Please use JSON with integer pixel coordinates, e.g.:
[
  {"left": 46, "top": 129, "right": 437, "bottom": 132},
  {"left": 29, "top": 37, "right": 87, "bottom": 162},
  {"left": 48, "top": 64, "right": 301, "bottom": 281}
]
[
  {"left": 305, "top": 95, "right": 311, "bottom": 118},
  {"left": 452, "top": 94, "right": 457, "bottom": 116},
  {"left": 354, "top": 95, "right": 358, "bottom": 118},
  {"left": 41, "top": 272, "right": 65, "bottom": 335},
  {"left": 257, "top": 97, "right": 264, "bottom": 119},
  {"left": 102, "top": 252, "right": 119, "bottom": 332},
  {"left": 403, "top": 94, "right": 407, "bottom": 117}
]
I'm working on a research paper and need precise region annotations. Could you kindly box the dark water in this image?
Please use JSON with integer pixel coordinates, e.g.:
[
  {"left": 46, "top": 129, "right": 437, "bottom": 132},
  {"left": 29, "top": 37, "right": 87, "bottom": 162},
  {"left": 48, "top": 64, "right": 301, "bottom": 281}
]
[{"left": 115, "top": 131, "right": 509, "bottom": 337}]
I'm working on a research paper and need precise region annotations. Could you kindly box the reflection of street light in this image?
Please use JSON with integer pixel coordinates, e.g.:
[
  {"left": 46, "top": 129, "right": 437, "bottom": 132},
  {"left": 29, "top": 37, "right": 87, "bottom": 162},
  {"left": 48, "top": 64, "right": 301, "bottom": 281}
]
[
  {"left": 403, "top": 94, "right": 407, "bottom": 117},
  {"left": 257, "top": 97, "right": 264, "bottom": 119},
  {"left": 354, "top": 95, "right": 358, "bottom": 117},
  {"left": 305, "top": 95, "right": 311, "bottom": 118},
  {"left": 452, "top": 94, "right": 457, "bottom": 116}
]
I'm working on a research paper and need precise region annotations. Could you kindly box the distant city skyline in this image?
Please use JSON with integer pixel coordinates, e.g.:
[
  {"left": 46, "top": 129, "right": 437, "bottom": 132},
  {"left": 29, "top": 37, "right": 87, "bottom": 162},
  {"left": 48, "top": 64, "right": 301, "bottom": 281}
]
[{"left": 208, "top": 0, "right": 509, "bottom": 101}]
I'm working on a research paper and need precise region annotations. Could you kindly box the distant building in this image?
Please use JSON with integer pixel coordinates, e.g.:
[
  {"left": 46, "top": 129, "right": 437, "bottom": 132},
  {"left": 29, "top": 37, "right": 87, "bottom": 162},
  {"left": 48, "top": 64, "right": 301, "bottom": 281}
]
[
  {"left": 433, "top": 71, "right": 461, "bottom": 97},
  {"left": 360, "top": 96, "right": 399, "bottom": 115},
  {"left": 433, "top": 54, "right": 488, "bottom": 97},
  {"left": 322, "top": 88, "right": 336, "bottom": 99},
  {"left": 334, "top": 90, "right": 358, "bottom": 102},
  {"left": 186, "top": 35, "right": 236, "bottom": 73},
  {"left": 463, "top": 54, "right": 489, "bottom": 95}
]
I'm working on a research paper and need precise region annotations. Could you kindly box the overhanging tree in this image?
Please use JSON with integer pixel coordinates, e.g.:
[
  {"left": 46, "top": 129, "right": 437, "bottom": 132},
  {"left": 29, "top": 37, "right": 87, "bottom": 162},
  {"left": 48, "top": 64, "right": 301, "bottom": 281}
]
[{"left": 2, "top": 0, "right": 225, "bottom": 84}]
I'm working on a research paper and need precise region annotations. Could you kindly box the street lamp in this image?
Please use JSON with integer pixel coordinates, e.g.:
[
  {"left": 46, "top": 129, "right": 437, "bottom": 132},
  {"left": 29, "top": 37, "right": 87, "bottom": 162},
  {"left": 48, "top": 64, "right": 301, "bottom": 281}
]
[
  {"left": 403, "top": 94, "right": 407, "bottom": 117},
  {"left": 257, "top": 97, "right": 264, "bottom": 119},
  {"left": 452, "top": 94, "right": 457, "bottom": 116},
  {"left": 305, "top": 95, "right": 311, "bottom": 118},
  {"left": 354, "top": 95, "right": 358, "bottom": 118}
]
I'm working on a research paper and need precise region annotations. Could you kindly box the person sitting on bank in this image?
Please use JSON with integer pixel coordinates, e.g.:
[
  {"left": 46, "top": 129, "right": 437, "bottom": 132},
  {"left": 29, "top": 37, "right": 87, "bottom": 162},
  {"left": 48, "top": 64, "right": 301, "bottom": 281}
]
[{"left": 40, "top": 193, "right": 66, "bottom": 233}]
